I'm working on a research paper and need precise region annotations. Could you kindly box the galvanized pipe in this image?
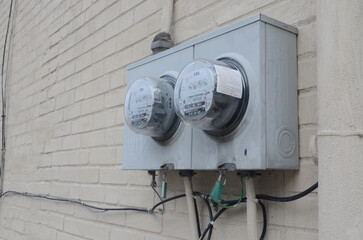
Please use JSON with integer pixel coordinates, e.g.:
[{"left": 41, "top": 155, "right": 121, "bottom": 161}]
[
  {"left": 245, "top": 177, "right": 258, "bottom": 240},
  {"left": 183, "top": 176, "right": 199, "bottom": 240}
]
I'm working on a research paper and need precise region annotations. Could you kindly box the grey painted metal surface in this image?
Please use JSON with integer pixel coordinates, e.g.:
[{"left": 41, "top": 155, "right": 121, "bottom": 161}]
[
  {"left": 192, "top": 22, "right": 298, "bottom": 170},
  {"left": 123, "top": 48, "right": 193, "bottom": 170},
  {"left": 123, "top": 14, "right": 298, "bottom": 170},
  {"left": 127, "top": 14, "right": 297, "bottom": 70}
]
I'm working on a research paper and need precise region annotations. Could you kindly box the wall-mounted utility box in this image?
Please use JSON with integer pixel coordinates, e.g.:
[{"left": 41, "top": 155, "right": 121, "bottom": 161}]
[{"left": 122, "top": 14, "right": 298, "bottom": 171}]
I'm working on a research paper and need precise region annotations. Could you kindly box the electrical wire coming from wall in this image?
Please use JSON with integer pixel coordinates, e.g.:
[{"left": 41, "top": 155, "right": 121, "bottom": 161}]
[
  {"left": 198, "top": 182, "right": 318, "bottom": 240},
  {"left": 1, "top": 190, "right": 155, "bottom": 213},
  {"left": 0, "top": 181, "right": 318, "bottom": 240},
  {"left": 0, "top": 0, "right": 14, "bottom": 194}
]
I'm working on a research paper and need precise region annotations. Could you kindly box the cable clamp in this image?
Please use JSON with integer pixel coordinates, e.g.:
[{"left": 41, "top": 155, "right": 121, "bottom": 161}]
[
  {"left": 209, "top": 220, "right": 215, "bottom": 226},
  {"left": 246, "top": 194, "right": 258, "bottom": 203},
  {"left": 149, "top": 208, "right": 163, "bottom": 214}
]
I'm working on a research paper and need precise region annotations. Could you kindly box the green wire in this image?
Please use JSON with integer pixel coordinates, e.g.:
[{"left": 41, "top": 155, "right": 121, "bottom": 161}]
[{"left": 217, "top": 181, "right": 244, "bottom": 209}]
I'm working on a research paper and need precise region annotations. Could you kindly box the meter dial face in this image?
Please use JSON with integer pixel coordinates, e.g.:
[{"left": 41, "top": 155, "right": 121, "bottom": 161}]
[
  {"left": 125, "top": 77, "right": 179, "bottom": 141},
  {"left": 174, "top": 58, "right": 249, "bottom": 137},
  {"left": 126, "top": 80, "right": 154, "bottom": 129},
  {"left": 178, "top": 68, "right": 215, "bottom": 121}
]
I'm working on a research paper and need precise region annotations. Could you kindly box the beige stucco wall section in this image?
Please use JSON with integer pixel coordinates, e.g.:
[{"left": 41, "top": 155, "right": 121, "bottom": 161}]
[
  {"left": 0, "top": 0, "right": 319, "bottom": 239},
  {"left": 317, "top": 0, "right": 363, "bottom": 239}
]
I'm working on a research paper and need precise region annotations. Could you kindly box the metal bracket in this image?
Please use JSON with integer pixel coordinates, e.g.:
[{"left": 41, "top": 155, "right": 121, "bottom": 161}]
[
  {"left": 160, "top": 163, "right": 174, "bottom": 171},
  {"left": 148, "top": 170, "right": 157, "bottom": 188},
  {"left": 151, "top": 32, "right": 173, "bottom": 54},
  {"left": 218, "top": 163, "right": 236, "bottom": 172}
]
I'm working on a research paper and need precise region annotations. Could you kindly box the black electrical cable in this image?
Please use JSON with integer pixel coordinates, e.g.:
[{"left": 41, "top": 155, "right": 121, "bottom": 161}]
[
  {"left": 258, "top": 200, "right": 267, "bottom": 240},
  {"left": 199, "top": 198, "right": 246, "bottom": 240},
  {"left": 199, "top": 207, "right": 228, "bottom": 240},
  {"left": 194, "top": 198, "right": 202, "bottom": 237},
  {"left": 150, "top": 193, "right": 186, "bottom": 213},
  {"left": 256, "top": 182, "right": 318, "bottom": 202},
  {"left": 0, "top": 0, "right": 14, "bottom": 194},
  {"left": 151, "top": 183, "right": 165, "bottom": 213},
  {"left": 0, "top": 190, "right": 212, "bottom": 216},
  {"left": 1, "top": 182, "right": 316, "bottom": 239},
  {"left": 202, "top": 198, "right": 213, "bottom": 240},
  {"left": 199, "top": 198, "right": 267, "bottom": 240},
  {"left": 1, "top": 0, "right": 13, "bottom": 109},
  {"left": 211, "top": 182, "right": 318, "bottom": 239},
  {"left": 193, "top": 192, "right": 214, "bottom": 239},
  {"left": 220, "top": 183, "right": 318, "bottom": 204},
  {"left": 1, "top": 190, "right": 151, "bottom": 212}
]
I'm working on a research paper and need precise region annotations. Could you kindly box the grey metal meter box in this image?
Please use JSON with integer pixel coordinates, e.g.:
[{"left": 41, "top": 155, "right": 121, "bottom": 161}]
[{"left": 123, "top": 14, "right": 298, "bottom": 171}]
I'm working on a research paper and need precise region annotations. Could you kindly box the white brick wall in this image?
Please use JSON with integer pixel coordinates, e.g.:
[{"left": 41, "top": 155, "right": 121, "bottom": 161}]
[{"left": 0, "top": 0, "right": 318, "bottom": 239}]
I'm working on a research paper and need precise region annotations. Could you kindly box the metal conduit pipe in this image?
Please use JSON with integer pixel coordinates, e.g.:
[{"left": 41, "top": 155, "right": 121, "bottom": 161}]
[
  {"left": 245, "top": 177, "right": 258, "bottom": 240},
  {"left": 151, "top": 0, "right": 174, "bottom": 54},
  {"left": 161, "top": 0, "right": 174, "bottom": 34},
  {"left": 183, "top": 175, "right": 199, "bottom": 240}
]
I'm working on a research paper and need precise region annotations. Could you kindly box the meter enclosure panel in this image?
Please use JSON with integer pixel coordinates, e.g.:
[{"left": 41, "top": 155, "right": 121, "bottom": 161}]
[
  {"left": 123, "top": 48, "right": 193, "bottom": 170},
  {"left": 123, "top": 14, "right": 298, "bottom": 171},
  {"left": 192, "top": 19, "right": 298, "bottom": 170}
]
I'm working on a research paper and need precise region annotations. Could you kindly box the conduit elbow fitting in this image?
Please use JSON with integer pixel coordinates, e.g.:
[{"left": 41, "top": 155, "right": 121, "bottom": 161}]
[{"left": 151, "top": 32, "right": 173, "bottom": 54}]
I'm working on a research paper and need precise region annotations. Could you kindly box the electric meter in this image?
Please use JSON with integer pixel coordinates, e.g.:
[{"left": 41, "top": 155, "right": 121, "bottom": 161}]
[
  {"left": 124, "top": 76, "right": 179, "bottom": 142},
  {"left": 174, "top": 58, "right": 249, "bottom": 137}
]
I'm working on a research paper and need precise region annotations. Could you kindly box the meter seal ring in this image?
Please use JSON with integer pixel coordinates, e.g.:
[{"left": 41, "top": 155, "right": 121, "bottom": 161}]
[
  {"left": 152, "top": 74, "right": 181, "bottom": 143},
  {"left": 204, "top": 57, "right": 249, "bottom": 138}
]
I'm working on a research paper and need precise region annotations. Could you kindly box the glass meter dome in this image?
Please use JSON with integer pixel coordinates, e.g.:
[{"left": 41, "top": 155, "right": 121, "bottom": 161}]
[
  {"left": 125, "top": 76, "right": 179, "bottom": 142},
  {"left": 174, "top": 59, "right": 249, "bottom": 137}
]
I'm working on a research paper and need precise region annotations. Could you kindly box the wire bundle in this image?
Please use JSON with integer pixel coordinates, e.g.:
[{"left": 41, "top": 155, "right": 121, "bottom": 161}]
[{"left": 1, "top": 182, "right": 317, "bottom": 240}]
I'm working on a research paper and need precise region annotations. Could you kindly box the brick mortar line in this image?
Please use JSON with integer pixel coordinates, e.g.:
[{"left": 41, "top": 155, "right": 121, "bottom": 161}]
[
  {"left": 216, "top": 0, "right": 283, "bottom": 27},
  {"left": 8, "top": 83, "right": 125, "bottom": 119},
  {"left": 298, "top": 51, "right": 317, "bottom": 59},
  {"left": 42, "top": 1, "right": 148, "bottom": 67},
  {"left": 266, "top": 223, "right": 319, "bottom": 232},
  {"left": 298, "top": 123, "right": 318, "bottom": 128},
  {"left": 298, "top": 86, "right": 317, "bottom": 94},
  {"left": 44, "top": 5, "right": 162, "bottom": 72}
]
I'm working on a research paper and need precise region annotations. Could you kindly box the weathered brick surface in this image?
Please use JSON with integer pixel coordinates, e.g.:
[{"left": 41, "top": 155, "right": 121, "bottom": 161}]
[{"left": 0, "top": 0, "right": 318, "bottom": 239}]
